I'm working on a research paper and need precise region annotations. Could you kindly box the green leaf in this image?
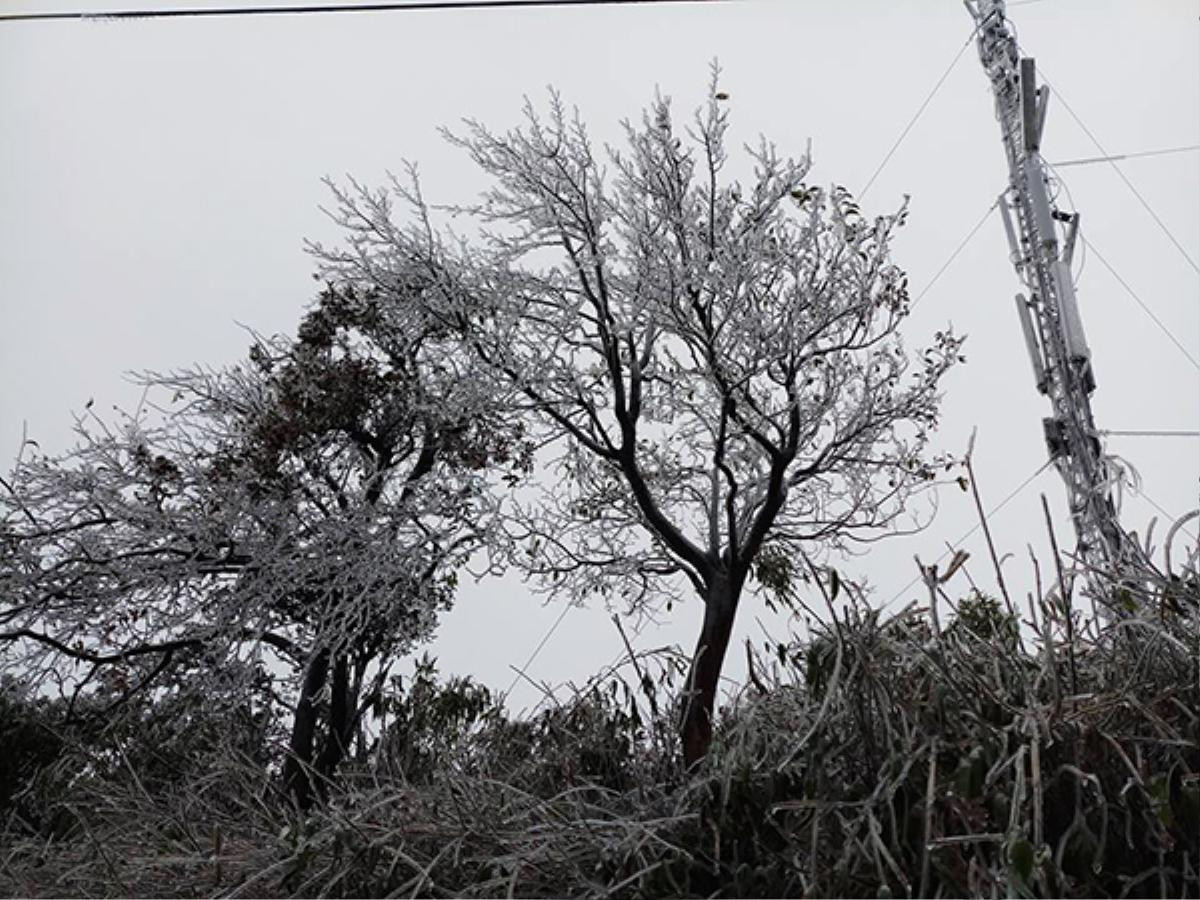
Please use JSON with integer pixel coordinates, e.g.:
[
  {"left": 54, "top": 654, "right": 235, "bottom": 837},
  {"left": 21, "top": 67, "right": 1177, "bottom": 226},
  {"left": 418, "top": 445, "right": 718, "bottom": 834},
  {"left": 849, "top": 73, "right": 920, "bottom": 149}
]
[
  {"left": 1149, "top": 774, "right": 1174, "bottom": 827},
  {"left": 1008, "top": 837, "right": 1035, "bottom": 885},
  {"left": 953, "top": 762, "right": 972, "bottom": 799},
  {"left": 1115, "top": 587, "right": 1136, "bottom": 612},
  {"left": 829, "top": 568, "right": 841, "bottom": 601},
  {"left": 1173, "top": 775, "right": 1200, "bottom": 835},
  {"left": 952, "top": 748, "right": 987, "bottom": 799}
]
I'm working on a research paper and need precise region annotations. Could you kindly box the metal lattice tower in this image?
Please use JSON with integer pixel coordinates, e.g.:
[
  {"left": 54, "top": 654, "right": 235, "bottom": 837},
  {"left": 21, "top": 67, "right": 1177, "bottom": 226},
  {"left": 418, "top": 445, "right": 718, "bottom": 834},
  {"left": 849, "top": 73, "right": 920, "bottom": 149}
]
[{"left": 965, "top": 0, "right": 1148, "bottom": 601}]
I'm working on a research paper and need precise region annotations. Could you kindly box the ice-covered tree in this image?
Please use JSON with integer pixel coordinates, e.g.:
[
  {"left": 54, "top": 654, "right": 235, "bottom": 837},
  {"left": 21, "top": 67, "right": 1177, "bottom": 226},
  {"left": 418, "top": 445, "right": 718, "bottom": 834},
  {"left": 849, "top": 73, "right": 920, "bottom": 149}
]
[
  {"left": 0, "top": 283, "right": 527, "bottom": 806},
  {"left": 310, "top": 76, "right": 962, "bottom": 764}
]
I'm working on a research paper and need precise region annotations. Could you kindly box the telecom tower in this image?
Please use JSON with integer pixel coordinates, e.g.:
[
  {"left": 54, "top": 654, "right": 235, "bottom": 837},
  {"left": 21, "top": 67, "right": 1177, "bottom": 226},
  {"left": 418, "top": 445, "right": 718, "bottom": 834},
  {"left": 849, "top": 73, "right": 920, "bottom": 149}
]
[{"left": 964, "top": 0, "right": 1147, "bottom": 602}]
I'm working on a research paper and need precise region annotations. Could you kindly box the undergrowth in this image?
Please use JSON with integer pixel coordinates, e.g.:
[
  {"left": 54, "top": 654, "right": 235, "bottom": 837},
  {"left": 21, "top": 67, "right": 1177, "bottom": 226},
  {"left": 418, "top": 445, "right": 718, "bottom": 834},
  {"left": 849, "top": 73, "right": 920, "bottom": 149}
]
[{"left": 2, "top": 581, "right": 1197, "bottom": 898}]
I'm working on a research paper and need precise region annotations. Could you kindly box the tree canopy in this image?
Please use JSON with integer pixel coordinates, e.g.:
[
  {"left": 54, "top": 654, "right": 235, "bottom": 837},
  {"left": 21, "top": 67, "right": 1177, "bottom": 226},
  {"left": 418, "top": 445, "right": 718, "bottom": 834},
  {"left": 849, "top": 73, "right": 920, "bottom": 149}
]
[
  {"left": 309, "top": 78, "right": 962, "bottom": 762},
  {"left": 0, "top": 282, "right": 528, "bottom": 805}
]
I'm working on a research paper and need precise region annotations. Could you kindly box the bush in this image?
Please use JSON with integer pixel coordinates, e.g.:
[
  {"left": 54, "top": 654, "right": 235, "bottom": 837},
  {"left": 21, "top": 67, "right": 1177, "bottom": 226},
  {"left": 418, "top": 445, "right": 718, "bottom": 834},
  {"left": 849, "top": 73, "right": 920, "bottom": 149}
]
[{"left": 0, "top": 679, "right": 68, "bottom": 834}]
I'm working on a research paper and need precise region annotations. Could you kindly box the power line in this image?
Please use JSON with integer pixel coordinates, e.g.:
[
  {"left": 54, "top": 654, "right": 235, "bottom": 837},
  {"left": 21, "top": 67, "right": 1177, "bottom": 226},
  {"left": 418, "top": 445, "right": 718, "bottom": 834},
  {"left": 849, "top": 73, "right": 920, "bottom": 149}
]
[
  {"left": 1081, "top": 234, "right": 1200, "bottom": 371},
  {"left": 0, "top": 0, "right": 726, "bottom": 23},
  {"left": 1100, "top": 429, "right": 1200, "bottom": 439},
  {"left": 884, "top": 459, "right": 1054, "bottom": 608},
  {"left": 1029, "top": 59, "right": 1200, "bottom": 275},
  {"left": 1052, "top": 144, "right": 1200, "bottom": 169},
  {"left": 858, "top": 27, "right": 976, "bottom": 202},
  {"left": 911, "top": 198, "right": 999, "bottom": 310}
]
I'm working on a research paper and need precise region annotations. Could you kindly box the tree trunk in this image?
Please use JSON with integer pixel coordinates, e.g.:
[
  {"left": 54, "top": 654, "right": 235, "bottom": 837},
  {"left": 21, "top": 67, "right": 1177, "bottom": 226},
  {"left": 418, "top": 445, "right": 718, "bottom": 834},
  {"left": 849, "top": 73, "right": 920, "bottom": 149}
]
[
  {"left": 680, "top": 570, "right": 743, "bottom": 767},
  {"left": 315, "top": 654, "right": 354, "bottom": 782},
  {"left": 283, "top": 648, "right": 329, "bottom": 810}
]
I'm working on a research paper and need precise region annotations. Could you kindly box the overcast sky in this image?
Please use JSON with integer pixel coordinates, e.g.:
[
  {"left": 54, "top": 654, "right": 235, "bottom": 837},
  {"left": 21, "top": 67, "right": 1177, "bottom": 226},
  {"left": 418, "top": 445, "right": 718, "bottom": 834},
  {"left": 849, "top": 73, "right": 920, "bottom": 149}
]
[{"left": 2, "top": 0, "right": 1196, "bottom": 713}]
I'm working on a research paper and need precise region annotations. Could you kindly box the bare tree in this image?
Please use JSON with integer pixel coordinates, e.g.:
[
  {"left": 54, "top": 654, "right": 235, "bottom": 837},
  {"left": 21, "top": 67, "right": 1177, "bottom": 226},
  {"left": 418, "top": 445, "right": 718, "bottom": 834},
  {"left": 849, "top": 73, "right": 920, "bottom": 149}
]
[
  {"left": 310, "top": 76, "right": 963, "bottom": 765},
  {"left": 0, "top": 283, "right": 527, "bottom": 806}
]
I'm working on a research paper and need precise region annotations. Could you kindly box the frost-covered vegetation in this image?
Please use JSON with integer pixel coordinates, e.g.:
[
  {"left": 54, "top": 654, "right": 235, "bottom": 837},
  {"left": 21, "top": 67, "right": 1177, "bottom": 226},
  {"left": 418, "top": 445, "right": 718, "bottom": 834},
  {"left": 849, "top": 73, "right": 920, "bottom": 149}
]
[
  {"left": 2, "top": 79, "right": 1197, "bottom": 898},
  {"left": 2, "top": 587, "right": 1197, "bottom": 897}
]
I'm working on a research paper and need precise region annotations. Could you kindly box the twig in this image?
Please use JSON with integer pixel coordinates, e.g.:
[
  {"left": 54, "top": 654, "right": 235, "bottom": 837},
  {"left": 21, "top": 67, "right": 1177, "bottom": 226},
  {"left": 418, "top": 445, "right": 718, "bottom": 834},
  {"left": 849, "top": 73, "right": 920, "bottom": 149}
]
[
  {"left": 777, "top": 636, "right": 845, "bottom": 772},
  {"left": 964, "top": 429, "right": 1017, "bottom": 621},
  {"left": 612, "top": 614, "right": 658, "bottom": 719},
  {"left": 1029, "top": 727, "right": 1043, "bottom": 851},
  {"left": 915, "top": 555, "right": 941, "bottom": 637},
  {"left": 744, "top": 638, "right": 769, "bottom": 696},
  {"left": 1041, "top": 494, "right": 1079, "bottom": 694},
  {"left": 928, "top": 833, "right": 1005, "bottom": 847},
  {"left": 919, "top": 737, "right": 938, "bottom": 899}
]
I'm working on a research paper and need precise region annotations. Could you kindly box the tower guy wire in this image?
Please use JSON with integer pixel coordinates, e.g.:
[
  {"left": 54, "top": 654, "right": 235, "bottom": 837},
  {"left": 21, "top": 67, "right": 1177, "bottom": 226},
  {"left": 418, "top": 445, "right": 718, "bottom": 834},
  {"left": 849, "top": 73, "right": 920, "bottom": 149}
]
[
  {"left": 1029, "top": 58, "right": 1200, "bottom": 275},
  {"left": 1081, "top": 234, "right": 1200, "bottom": 371},
  {"left": 910, "top": 198, "right": 999, "bottom": 310},
  {"left": 858, "top": 27, "right": 977, "bottom": 202},
  {"left": 1052, "top": 144, "right": 1200, "bottom": 169},
  {"left": 884, "top": 459, "right": 1054, "bottom": 609},
  {"left": 502, "top": 601, "right": 573, "bottom": 702},
  {"left": 1100, "top": 429, "right": 1200, "bottom": 439},
  {"left": 1135, "top": 487, "right": 1198, "bottom": 545}
]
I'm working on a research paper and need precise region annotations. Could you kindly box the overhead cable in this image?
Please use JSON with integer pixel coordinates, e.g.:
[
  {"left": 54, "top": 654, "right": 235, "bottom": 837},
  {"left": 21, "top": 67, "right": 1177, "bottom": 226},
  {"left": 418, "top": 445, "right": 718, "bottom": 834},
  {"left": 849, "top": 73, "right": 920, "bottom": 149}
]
[
  {"left": 0, "top": 0, "right": 726, "bottom": 24},
  {"left": 1099, "top": 429, "right": 1200, "bottom": 439},
  {"left": 1052, "top": 144, "right": 1200, "bottom": 169}
]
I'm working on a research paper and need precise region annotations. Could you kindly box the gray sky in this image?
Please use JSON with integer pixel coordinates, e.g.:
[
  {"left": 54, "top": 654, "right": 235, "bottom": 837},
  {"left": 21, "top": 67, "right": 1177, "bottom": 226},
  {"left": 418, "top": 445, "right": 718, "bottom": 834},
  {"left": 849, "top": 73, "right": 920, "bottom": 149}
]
[{"left": 2, "top": 0, "right": 1197, "bottom": 713}]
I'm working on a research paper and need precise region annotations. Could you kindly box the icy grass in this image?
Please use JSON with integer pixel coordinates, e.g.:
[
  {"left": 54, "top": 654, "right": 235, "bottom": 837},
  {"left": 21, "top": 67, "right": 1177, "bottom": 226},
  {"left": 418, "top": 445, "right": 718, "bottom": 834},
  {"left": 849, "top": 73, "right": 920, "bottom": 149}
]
[{"left": 2, "top": 589, "right": 1197, "bottom": 898}]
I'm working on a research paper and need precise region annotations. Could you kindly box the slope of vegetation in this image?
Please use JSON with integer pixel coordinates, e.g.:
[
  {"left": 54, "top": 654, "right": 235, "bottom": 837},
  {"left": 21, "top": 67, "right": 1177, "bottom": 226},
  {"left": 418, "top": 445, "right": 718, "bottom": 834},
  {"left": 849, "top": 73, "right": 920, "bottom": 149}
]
[{"left": 3, "top": 585, "right": 1196, "bottom": 898}]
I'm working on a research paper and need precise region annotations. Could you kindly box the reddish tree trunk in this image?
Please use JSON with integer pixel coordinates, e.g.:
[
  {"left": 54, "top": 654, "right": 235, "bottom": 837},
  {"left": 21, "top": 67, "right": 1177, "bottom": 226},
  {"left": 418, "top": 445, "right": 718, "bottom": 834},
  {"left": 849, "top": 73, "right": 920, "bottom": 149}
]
[{"left": 680, "top": 571, "right": 742, "bottom": 767}]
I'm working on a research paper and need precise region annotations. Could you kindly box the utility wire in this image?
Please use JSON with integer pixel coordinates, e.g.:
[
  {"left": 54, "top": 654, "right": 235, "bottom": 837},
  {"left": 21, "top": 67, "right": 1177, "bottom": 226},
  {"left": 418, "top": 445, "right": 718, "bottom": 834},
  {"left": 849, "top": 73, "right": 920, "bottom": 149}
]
[
  {"left": 884, "top": 459, "right": 1054, "bottom": 608},
  {"left": 1081, "top": 234, "right": 1200, "bottom": 371},
  {"left": 911, "top": 198, "right": 999, "bottom": 310},
  {"left": 1030, "top": 59, "right": 1200, "bottom": 275},
  {"left": 1131, "top": 486, "right": 1198, "bottom": 546},
  {"left": 1100, "top": 429, "right": 1200, "bottom": 439},
  {"left": 858, "top": 27, "right": 976, "bottom": 202},
  {"left": 0, "top": 0, "right": 726, "bottom": 23},
  {"left": 502, "top": 602, "right": 572, "bottom": 700},
  {"left": 1052, "top": 144, "right": 1200, "bottom": 169}
]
